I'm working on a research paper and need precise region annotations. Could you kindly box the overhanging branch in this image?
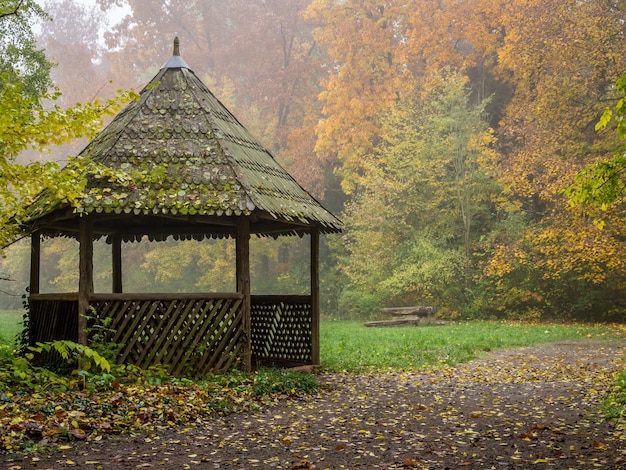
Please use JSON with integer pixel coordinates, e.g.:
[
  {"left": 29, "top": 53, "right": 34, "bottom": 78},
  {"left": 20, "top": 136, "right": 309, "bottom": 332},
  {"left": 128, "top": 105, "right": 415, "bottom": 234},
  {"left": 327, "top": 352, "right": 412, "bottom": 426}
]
[{"left": 0, "top": 0, "right": 24, "bottom": 20}]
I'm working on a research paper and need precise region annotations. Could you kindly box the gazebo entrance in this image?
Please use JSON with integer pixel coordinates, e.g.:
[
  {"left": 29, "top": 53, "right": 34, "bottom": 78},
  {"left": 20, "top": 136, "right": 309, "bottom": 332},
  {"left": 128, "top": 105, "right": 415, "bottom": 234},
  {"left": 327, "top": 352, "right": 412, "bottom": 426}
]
[{"left": 24, "top": 38, "right": 341, "bottom": 375}]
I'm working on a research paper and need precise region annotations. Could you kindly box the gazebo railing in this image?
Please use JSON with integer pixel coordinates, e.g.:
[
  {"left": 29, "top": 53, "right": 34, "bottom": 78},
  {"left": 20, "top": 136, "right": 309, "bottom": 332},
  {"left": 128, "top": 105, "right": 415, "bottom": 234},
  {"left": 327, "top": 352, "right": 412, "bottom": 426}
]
[
  {"left": 28, "top": 292, "right": 314, "bottom": 374},
  {"left": 250, "top": 295, "right": 313, "bottom": 368},
  {"left": 88, "top": 293, "right": 245, "bottom": 375},
  {"left": 29, "top": 293, "right": 245, "bottom": 375},
  {"left": 29, "top": 293, "right": 80, "bottom": 344}
]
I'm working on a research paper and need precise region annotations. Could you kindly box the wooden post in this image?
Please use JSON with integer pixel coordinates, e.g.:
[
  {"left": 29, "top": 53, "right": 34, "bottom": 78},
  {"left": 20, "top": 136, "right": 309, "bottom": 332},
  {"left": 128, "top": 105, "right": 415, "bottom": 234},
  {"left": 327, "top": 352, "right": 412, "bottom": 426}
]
[
  {"left": 310, "top": 228, "right": 320, "bottom": 366},
  {"left": 236, "top": 217, "right": 251, "bottom": 371},
  {"left": 78, "top": 217, "right": 94, "bottom": 345},
  {"left": 29, "top": 231, "right": 41, "bottom": 295},
  {"left": 112, "top": 234, "right": 123, "bottom": 293}
]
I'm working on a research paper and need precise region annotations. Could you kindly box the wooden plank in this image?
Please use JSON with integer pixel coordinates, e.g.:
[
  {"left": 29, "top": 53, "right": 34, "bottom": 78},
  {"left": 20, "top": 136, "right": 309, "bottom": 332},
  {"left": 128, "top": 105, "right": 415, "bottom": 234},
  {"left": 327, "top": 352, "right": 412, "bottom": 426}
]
[
  {"left": 108, "top": 300, "right": 137, "bottom": 344},
  {"left": 30, "top": 293, "right": 79, "bottom": 302},
  {"left": 213, "top": 339, "right": 244, "bottom": 373},
  {"left": 169, "top": 299, "right": 224, "bottom": 375},
  {"left": 112, "top": 234, "right": 123, "bottom": 293},
  {"left": 252, "top": 294, "right": 310, "bottom": 304},
  {"left": 197, "top": 301, "right": 244, "bottom": 373},
  {"left": 236, "top": 216, "right": 251, "bottom": 372},
  {"left": 136, "top": 299, "right": 181, "bottom": 367},
  {"left": 117, "top": 300, "right": 158, "bottom": 363},
  {"left": 210, "top": 311, "right": 244, "bottom": 373},
  {"left": 78, "top": 217, "right": 94, "bottom": 345},
  {"left": 29, "top": 232, "right": 41, "bottom": 295},
  {"left": 365, "top": 318, "right": 422, "bottom": 327},
  {"left": 160, "top": 299, "right": 203, "bottom": 367},
  {"left": 89, "top": 292, "right": 243, "bottom": 302},
  {"left": 381, "top": 306, "right": 436, "bottom": 317}
]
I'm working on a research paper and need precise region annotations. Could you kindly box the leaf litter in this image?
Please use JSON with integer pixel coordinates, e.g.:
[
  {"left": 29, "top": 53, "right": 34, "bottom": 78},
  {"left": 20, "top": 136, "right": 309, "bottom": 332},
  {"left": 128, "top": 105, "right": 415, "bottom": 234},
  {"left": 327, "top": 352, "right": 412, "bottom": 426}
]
[{"left": 2, "top": 340, "right": 625, "bottom": 469}]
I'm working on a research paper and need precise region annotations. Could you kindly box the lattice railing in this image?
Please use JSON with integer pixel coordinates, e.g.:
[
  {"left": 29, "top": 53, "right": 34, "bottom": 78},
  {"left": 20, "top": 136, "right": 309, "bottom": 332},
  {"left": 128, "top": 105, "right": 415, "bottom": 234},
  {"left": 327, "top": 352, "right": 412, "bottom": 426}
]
[
  {"left": 250, "top": 295, "right": 312, "bottom": 367},
  {"left": 89, "top": 293, "right": 245, "bottom": 375},
  {"left": 29, "top": 294, "right": 79, "bottom": 343},
  {"left": 29, "top": 292, "right": 313, "bottom": 373}
]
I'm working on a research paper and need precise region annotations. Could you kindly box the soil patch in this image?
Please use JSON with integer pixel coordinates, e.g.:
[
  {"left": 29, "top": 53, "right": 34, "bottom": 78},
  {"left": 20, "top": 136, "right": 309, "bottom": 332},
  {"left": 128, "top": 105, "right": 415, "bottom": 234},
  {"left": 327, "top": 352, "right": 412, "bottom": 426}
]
[{"left": 3, "top": 340, "right": 625, "bottom": 469}]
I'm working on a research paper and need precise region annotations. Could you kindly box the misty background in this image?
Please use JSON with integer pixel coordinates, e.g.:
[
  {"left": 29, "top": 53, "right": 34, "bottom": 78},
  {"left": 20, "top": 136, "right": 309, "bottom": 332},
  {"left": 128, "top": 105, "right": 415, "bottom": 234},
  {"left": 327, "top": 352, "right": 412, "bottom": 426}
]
[{"left": 2, "top": 0, "right": 625, "bottom": 322}]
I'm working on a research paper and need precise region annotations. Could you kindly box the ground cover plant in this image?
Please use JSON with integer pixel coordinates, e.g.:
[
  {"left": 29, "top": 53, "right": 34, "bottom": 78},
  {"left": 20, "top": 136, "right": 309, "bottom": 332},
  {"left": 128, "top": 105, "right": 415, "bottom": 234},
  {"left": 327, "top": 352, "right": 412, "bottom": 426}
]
[
  {"left": 0, "top": 310, "right": 320, "bottom": 453},
  {"left": 0, "top": 311, "right": 624, "bottom": 459}
]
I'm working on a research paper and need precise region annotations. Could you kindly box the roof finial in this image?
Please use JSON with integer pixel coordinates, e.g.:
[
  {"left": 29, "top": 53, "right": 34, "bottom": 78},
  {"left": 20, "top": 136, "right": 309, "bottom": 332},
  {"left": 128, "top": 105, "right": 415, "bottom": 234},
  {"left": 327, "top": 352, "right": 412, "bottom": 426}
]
[{"left": 161, "top": 36, "right": 190, "bottom": 69}]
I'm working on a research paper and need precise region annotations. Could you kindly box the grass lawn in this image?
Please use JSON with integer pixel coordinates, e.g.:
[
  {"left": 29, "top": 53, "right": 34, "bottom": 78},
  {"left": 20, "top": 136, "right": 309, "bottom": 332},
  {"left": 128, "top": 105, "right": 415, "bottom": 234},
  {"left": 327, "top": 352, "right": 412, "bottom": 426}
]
[
  {"left": 320, "top": 320, "right": 625, "bottom": 372},
  {"left": 1, "top": 310, "right": 623, "bottom": 373},
  {"left": 0, "top": 310, "right": 23, "bottom": 345}
]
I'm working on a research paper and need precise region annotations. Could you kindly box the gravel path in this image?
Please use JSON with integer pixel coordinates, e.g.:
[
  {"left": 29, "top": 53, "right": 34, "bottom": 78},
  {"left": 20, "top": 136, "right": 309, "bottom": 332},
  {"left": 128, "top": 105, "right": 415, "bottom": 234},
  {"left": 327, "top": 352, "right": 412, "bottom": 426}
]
[{"left": 3, "top": 340, "right": 625, "bottom": 469}]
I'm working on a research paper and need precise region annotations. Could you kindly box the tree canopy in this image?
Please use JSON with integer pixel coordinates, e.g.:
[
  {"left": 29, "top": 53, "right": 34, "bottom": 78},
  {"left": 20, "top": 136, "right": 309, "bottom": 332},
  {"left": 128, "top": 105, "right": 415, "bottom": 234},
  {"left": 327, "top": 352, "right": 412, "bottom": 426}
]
[
  {"left": 1, "top": 0, "right": 626, "bottom": 321},
  {"left": 0, "top": 1, "right": 136, "bottom": 251}
]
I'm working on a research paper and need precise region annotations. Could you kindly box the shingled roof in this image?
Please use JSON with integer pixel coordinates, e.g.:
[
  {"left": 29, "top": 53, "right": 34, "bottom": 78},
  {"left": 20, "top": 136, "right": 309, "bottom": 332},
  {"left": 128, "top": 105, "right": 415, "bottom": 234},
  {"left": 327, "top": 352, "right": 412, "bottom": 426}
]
[{"left": 27, "top": 38, "right": 342, "bottom": 240}]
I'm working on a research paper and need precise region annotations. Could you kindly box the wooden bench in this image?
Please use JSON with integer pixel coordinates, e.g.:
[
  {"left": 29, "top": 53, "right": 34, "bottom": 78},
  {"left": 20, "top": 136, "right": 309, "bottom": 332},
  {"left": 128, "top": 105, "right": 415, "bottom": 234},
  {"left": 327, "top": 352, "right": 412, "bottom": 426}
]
[{"left": 364, "top": 306, "right": 437, "bottom": 327}]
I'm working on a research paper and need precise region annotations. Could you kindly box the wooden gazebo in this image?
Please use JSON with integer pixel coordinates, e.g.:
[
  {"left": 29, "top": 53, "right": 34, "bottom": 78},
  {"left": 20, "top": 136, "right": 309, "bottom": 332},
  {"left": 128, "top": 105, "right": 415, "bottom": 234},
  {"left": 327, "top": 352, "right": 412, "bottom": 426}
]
[{"left": 24, "top": 38, "right": 342, "bottom": 375}]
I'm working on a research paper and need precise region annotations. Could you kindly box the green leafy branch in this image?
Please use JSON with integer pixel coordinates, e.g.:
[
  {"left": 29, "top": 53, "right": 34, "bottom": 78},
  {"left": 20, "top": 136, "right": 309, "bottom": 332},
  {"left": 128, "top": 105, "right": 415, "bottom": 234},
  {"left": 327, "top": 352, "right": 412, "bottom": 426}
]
[{"left": 567, "top": 73, "right": 626, "bottom": 214}]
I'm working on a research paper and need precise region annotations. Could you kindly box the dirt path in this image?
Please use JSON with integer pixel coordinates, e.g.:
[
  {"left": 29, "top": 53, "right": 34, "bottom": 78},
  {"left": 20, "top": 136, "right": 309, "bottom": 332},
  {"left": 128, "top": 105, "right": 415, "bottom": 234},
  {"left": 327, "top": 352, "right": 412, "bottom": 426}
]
[{"left": 3, "top": 340, "right": 625, "bottom": 469}]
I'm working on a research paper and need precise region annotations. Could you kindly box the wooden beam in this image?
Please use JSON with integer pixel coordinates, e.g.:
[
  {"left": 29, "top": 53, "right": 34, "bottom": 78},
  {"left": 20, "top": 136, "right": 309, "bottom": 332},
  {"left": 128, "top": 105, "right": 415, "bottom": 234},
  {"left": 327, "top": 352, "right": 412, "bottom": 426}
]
[
  {"left": 310, "top": 228, "right": 320, "bottom": 366},
  {"left": 381, "top": 306, "right": 436, "bottom": 317},
  {"left": 112, "top": 234, "right": 122, "bottom": 293},
  {"left": 236, "top": 216, "right": 251, "bottom": 372},
  {"left": 29, "top": 231, "right": 41, "bottom": 295},
  {"left": 89, "top": 292, "right": 243, "bottom": 302},
  {"left": 78, "top": 217, "right": 94, "bottom": 345}
]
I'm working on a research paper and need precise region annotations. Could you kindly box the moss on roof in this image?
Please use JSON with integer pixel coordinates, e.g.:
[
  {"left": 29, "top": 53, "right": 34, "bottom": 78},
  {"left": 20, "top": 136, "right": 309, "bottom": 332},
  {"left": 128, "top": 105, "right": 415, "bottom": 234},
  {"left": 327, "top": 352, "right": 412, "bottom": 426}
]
[{"left": 29, "top": 42, "right": 342, "bottom": 235}]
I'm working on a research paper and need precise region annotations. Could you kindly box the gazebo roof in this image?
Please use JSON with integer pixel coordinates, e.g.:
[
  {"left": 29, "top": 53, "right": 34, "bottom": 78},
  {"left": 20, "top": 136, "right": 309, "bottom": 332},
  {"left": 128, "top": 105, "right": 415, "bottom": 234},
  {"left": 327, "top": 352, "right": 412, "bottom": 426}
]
[{"left": 27, "top": 38, "right": 342, "bottom": 241}]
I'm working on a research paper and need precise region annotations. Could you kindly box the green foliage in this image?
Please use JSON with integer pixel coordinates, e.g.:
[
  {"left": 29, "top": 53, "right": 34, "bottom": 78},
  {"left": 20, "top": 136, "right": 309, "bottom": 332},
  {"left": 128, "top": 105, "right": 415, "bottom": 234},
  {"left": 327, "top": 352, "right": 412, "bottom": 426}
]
[
  {"left": 568, "top": 72, "right": 626, "bottom": 210},
  {"left": 602, "top": 367, "right": 626, "bottom": 443},
  {"left": 0, "top": 310, "right": 22, "bottom": 343},
  {"left": 378, "top": 237, "right": 465, "bottom": 309},
  {"left": 83, "top": 311, "right": 125, "bottom": 365},
  {"left": 252, "top": 368, "right": 320, "bottom": 396},
  {"left": 336, "top": 69, "right": 500, "bottom": 318},
  {"left": 0, "top": 84, "right": 139, "bottom": 249},
  {"left": 602, "top": 370, "right": 626, "bottom": 428},
  {"left": 0, "top": 1, "right": 139, "bottom": 253},
  {"left": 27, "top": 340, "right": 111, "bottom": 377},
  {"left": 0, "top": 1, "right": 52, "bottom": 97},
  {"left": 337, "top": 288, "right": 385, "bottom": 320}
]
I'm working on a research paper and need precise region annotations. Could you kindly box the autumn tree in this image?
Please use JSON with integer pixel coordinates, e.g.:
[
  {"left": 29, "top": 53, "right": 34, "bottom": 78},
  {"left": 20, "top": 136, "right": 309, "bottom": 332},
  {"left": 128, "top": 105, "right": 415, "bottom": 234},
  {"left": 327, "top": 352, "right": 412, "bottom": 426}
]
[
  {"left": 0, "top": 0, "right": 52, "bottom": 96},
  {"left": 303, "top": 0, "right": 412, "bottom": 193},
  {"left": 0, "top": 1, "right": 135, "bottom": 252},
  {"left": 478, "top": 0, "right": 626, "bottom": 320},
  {"left": 310, "top": 0, "right": 626, "bottom": 320},
  {"left": 97, "top": 0, "right": 324, "bottom": 185},
  {"left": 338, "top": 70, "right": 499, "bottom": 317},
  {"left": 304, "top": 0, "right": 507, "bottom": 195}
]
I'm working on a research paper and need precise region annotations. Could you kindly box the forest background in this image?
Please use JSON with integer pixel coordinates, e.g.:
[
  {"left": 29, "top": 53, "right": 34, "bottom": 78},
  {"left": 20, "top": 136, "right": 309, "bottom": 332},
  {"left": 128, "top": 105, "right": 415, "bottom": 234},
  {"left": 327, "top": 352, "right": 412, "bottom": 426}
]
[{"left": 1, "top": 0, "right": 625, "bottom": 323}]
